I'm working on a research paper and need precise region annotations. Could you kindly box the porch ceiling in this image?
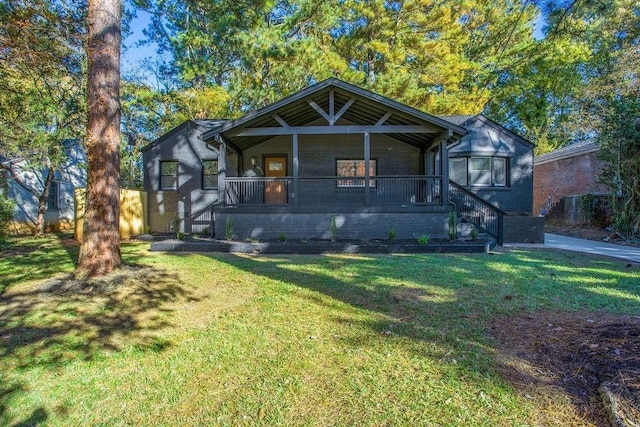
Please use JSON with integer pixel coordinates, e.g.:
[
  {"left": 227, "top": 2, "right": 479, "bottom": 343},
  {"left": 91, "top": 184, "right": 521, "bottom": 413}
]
[{"left": 204, "top": 79, "right": 465, "bottom": 151}]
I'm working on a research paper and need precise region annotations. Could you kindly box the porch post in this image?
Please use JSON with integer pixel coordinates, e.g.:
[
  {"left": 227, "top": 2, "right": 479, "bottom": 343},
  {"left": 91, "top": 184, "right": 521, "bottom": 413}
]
[
  {"left": 293, "top": 133, "right": 299, "bottom": 206},
  {"left": 440, "top": 140, "right": 449, "bottom": 207},
  {"left": 217, "top": 138, "right": 227, "bottom": 205},
  {"left": 364, "top": 131, "right": 371, "bottom": 206}
]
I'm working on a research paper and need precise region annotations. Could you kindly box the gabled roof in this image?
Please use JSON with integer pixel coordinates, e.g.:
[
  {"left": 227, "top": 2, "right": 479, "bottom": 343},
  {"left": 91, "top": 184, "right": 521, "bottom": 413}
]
[
  {"left": 441, "top": 114, "right": 534, "bottom": 149},
  {"left": 203, "top": 78, "right": 466, "bottom": 151},
  {"left": 141, "top": 119, "right": 227, "bottom": 153},
  {"left": 534, "top": 141, "right": 598, "bottom": 165}
]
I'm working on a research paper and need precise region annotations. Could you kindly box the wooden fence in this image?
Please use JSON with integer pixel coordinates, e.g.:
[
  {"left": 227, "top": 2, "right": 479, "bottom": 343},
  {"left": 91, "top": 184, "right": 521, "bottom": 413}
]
[{"left": 74, "top": 189, "right": 147, "bottom": 241}]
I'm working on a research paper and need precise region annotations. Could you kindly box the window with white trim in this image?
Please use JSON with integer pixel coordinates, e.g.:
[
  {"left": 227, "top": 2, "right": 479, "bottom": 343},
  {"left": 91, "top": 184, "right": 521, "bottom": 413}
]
[{"left": 160, "top": 161, "right": 178, "bottom": 190}]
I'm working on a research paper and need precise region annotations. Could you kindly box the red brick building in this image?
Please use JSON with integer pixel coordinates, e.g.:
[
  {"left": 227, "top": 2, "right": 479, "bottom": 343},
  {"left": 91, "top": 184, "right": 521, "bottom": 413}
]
[{"left": 533, "top": 142, "right": 609, "bottom": 216}]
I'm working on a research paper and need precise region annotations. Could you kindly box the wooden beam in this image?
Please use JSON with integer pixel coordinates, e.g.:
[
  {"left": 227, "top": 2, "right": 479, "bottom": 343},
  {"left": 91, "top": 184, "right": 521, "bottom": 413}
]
[
  {"left": 272, "top": 114, "right": 289, "bottom": 128},
  {"left": 428, "top": 129, "right": 453, "bottom": 150},
  {"left": 292, "top": 134, "right": 299, "bottom": 207},
  {"left": 329, "top": 90, "right": 335, "bottom": 125},
  {"left": 364, "top": 131, "right": 370, "bottom": 207},
  {"left": 308, "top": 100, "right": 330, "bottom": 123},
  {"left": 333, "top": 98, "right": 355, "bottom": 123},
  {"left": 375, "top": 111, "right": 392, "bottom": 126},
  {"left": 228, "top": 124, "right": 440, "bottom": 137}
]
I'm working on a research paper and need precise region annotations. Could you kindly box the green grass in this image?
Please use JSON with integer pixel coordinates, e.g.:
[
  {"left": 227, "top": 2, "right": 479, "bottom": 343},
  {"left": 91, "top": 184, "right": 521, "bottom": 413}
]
[{"left": 1, "top": 235, "right": 638, "bottom": 425}]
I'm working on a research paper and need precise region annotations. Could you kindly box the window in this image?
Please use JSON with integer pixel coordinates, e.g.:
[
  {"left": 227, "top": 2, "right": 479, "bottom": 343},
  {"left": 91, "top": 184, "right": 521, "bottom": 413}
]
[
  {"left": 469, "top": 157, "right": 491, "bottom": 186},
  {"left": 336, "top": 159, "right": 376, "bottom": 187},
  {"left": 160, "top": 161, "right": 178, "bottom": 190},
  {"left": 449, "top": 157, "right": 467, "bottom": 186},
  {"left": 47, "top": 181, "right": 59, "bottom": 210},
  {"left": 203, "top": 160, "right": 218, "bottom": 189},
  {"left": 449, "top": 156, "right": 509, "bottom": 187}
]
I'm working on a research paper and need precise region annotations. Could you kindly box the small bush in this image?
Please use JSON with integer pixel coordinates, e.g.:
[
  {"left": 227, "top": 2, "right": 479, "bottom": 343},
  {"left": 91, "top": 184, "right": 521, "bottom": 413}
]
[
  {"left": 448, "top": 211, "right": 458, "bottom": 241},
  {"left": 278, "top": 232, "right": 286, "bottom": 242},
  {"left": 0, "top": 194, "right": 16, "bottom": 240},
  {"left": 388, "top": 228, "right": 396, "bottom": 242},
  {"left": 470, "top": 227, "right": 478, "bottom": 241},
  {"left": 177, "top": 232, "right": 184, "bottom": 241},
  {"left": 415, "top": 234, "right": 430, "bottom": 245},
  {"left": 330, "top": 216, "right": 337, "bottom": 242},
  {"left": 225, "top": 217, "right": 233, "bottom": 241}
]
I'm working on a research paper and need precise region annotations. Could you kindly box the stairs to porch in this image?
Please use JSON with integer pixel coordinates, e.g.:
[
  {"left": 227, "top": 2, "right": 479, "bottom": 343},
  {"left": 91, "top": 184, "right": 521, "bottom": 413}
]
[{"left": 448, "top": 181, "right": 505, "bottom": 245}]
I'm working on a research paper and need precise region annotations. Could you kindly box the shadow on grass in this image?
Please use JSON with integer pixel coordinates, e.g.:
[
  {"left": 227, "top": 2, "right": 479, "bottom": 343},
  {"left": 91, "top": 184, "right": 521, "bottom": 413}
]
[
  {"left": 0, "top": 234, "right": 82, "bottom": 294},
  {"left": 211, "top": 250, "right": 639, "bottom": 410},
  {"left": 0, "top": 382, "right": 48, "bottom": 427},
  {"left": 0, "top": 265, "right": 198, "bottom": 369}
]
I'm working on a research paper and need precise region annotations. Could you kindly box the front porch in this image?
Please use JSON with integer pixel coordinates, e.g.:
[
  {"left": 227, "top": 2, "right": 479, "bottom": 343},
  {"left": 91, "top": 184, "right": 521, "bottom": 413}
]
[{"left": 222, "top": 175, "right": 444, "bottom": 208}]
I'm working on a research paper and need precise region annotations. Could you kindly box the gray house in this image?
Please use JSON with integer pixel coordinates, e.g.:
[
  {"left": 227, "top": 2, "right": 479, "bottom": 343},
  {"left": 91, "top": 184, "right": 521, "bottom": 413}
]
[
  {"left": 1, "top": 139, "right": 86, "bottom": 234},
  {"left": 143, "top": 79, "right": 537, "bottom": 243}
]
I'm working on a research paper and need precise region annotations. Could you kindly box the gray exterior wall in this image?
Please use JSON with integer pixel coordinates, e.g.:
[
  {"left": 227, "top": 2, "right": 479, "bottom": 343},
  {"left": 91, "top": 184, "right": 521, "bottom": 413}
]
[
  {"left": 449, "top": 115, "right": 534, "bottom": 215},
  {"left": 2, "top": 140, "right": 86, "bottom": 232},
  {"left": 240, "top": 119, "right": 421, "bottom": 177},
  {"left": 143, "top": 121, "right": 233, "bottom": 234},
  {"left": 214, "top": 211, "right": 465, "bottom": 241}
]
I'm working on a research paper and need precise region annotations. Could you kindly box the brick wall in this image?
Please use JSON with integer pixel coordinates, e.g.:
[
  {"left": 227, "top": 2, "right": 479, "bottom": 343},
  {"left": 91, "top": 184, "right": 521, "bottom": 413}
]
[
  {"left": 533, "top": 149, "right": 609, "bottom": 216},
  {"left": 213, "top": 211, "right": 454, "bottom": 241}
]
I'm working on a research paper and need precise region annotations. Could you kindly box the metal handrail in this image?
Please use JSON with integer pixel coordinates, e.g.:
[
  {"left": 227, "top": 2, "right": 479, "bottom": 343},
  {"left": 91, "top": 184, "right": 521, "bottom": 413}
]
[{"left": 448, "top": 180, "right": 504, "bottom": 245}]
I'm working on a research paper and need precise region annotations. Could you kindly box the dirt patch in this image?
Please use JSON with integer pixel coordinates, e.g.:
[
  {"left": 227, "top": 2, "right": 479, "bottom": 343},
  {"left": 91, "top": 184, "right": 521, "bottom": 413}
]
[{"left": 490, "top": 312, "right": 640, "bottom": 426}]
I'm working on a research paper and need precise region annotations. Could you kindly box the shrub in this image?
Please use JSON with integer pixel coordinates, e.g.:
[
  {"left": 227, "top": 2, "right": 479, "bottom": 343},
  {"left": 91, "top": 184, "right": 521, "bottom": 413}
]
[
  {"left": 448, "top": 211, "right": 457, "bottom": 241},
  {"left": 388, "top": 228, "right": 396, "bottom": 242},
  {"left": 278, "top": 232, "right": 286, "bottom": 242},
  {"left": 225, "top": 217, "right": 233, "bottom": 241},
  {"left": 415, "top": 234, "right": 430, "bottom": 245},
  {"left": 330, "top": 216, "right": 337, "bottom": 242},
  {"left": 0, "top": 194, "right": 15, "bottom": 240},
  {"left": 470, "top": 227, "right": 478, "bottom": 241}
]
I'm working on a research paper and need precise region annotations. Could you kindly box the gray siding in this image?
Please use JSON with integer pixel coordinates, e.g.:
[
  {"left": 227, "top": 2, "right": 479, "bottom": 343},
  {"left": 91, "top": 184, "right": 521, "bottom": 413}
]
[
  {"left": 143, "top": 121, "right": 223, "bottom": 233},
  {"left": 5, "top": 140, "right": 86, "bottom": 231},
  {"left": 449, "top": 116, "right": 533, "bottom": 214}
]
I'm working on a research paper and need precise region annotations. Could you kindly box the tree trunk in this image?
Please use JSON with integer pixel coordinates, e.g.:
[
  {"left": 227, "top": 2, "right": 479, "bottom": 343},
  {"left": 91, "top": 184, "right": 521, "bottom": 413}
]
[
  {"left": 77, "top": 0, "right": 122, "bottom": 277},
  {"left": 35, "top": 168, "right": 55, "bottom": 236}
]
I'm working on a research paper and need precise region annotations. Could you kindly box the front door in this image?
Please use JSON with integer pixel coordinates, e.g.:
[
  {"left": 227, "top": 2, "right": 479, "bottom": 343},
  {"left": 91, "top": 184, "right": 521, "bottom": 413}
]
[{"left": 264, "top": 156, "right": 287, "bottom": 204}]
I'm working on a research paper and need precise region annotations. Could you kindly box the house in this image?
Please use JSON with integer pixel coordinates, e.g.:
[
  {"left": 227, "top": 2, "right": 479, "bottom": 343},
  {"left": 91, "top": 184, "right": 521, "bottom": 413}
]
[
  {"left": 143, "top": 79, "right": 541, "bottom": 243},
  {"left": 1, "top": 139, "right": 86, "bottom": 234},
  {"left": 533, "top": 141, "right": 610, "bottom": 224}
]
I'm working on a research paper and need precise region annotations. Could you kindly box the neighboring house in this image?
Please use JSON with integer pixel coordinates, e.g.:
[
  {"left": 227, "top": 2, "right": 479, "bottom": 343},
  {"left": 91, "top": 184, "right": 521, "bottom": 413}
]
[
  {"left": 143, "top": 79, "right": 539, "bottom": 243},
  {"left": 1, "top": 139, "right": 86, "bottom": 234},
  {"left": 533, "top": 141, "right": 609, "bottom": 215}
]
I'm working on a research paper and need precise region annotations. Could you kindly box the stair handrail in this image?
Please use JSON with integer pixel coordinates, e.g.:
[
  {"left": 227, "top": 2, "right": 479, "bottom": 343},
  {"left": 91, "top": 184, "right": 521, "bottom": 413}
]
[{"left": 448, "top": 180, "right": 505, "bottom": 245}]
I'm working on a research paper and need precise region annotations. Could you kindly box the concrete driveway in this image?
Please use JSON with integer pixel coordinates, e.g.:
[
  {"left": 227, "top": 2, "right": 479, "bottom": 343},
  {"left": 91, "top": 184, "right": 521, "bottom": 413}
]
[{"left": 506, "top": 233, "right": 640, "bottom": 264}]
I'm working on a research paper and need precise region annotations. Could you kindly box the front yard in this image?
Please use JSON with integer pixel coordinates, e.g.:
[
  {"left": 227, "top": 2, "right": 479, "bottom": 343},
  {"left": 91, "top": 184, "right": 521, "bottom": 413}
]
[{"left": 1, "top": 235, "right": 638, "bottom": 426}]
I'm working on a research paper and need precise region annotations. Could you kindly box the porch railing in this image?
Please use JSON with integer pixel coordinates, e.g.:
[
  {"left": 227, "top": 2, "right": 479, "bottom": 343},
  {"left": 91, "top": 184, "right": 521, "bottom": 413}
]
[
  {"left": 224, "top": 176, "right": 442, "bottom": 207},
  {"left": 448, "top": 180, "right": 504, "bottom": 245}
]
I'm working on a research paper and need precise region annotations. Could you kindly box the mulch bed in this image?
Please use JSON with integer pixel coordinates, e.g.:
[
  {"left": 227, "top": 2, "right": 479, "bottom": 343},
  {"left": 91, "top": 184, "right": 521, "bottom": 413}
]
[{"left": 490, "top": 312, "right": 640, "bottom": 426}]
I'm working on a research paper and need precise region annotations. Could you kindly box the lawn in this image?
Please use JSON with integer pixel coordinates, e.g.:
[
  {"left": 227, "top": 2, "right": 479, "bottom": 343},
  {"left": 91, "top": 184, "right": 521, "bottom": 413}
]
[{"left": 1, "top": 235, "right": 638, "bottom": 426}]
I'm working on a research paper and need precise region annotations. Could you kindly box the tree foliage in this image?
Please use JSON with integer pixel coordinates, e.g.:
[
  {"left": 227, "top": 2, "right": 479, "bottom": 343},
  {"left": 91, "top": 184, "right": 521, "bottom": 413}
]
[{"left": 0, "top": 0, "right": 86, "bottom": 235}]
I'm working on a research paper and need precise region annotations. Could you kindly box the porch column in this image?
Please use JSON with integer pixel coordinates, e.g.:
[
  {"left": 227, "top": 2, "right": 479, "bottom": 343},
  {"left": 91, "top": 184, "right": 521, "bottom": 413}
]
[
  {"left": 292, "top": 133, "right": 299, "bottom": 207},
  {"left": 364, "top": 131, "right": 371, "bottom": 206},
  {"left": 217, "top": 139, "right": 227, "bottom": 206},
  {"left": 440, "top": 140, "right": 449, "bottom": 207}
]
